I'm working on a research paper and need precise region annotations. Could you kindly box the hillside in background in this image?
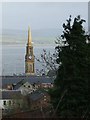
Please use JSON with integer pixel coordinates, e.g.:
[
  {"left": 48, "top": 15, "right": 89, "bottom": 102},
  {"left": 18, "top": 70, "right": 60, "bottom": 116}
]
[{"left": 0, "top": 28, "right": 62, "bottom": 45}]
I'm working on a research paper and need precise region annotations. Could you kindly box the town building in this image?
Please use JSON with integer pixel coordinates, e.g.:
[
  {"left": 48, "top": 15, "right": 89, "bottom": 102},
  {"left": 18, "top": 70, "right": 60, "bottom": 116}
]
[
  {"left": 27, "top": 89, "right": 51, "bottom": 110},
  {"left": 0, "top": 91, "right": 23, "bottom": 110}
]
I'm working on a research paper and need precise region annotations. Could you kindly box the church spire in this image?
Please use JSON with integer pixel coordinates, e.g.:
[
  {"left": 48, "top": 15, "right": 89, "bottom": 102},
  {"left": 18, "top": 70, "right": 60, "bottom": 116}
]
[
  {"left": 28, "top": 26, "right": 32, "bottom": 46},
  {"left": 25, "top": 27, "right": 35, "bottom": 75}
]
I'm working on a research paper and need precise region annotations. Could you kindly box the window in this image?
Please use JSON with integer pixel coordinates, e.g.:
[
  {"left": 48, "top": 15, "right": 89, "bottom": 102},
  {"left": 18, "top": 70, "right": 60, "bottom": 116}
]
[
  {"left": 33, "top": 83, "right": 35, "bottom": 87},
  {"left": 9, "top": 101, "right": 11, "bottom": 105},
  {"left": 12, "top": 101, "right": 15, "bottom": 105},
  {"left": 28, "top": 85, "right": 30, "bottom": 88},
  {"left": 4, "top": 101, "right": 6, "bottom": 105}
]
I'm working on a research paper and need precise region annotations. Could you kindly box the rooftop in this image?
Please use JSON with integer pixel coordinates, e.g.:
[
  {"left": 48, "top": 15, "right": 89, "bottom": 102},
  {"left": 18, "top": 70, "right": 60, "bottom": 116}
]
[
  {"left": 28, "top": 89, "right": 48, "bottom": 101},
  {"left": 1, "top": 76, "right": 54, "bottom": 88},
  {"left": 2, "top": 90, "right": 22, "bottom": 99}
]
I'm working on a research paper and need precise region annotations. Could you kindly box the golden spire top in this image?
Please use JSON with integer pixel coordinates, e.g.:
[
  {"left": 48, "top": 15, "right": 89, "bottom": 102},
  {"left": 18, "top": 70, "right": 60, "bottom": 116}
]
[{"left": 28, "top": 26, "right": 32, "bottom": 46}]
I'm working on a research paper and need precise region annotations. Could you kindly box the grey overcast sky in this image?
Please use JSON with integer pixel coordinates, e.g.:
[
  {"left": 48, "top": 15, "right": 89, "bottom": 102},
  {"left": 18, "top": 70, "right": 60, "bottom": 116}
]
[{"left": 2, "top": 2, "right": 88, "bottom": 31}]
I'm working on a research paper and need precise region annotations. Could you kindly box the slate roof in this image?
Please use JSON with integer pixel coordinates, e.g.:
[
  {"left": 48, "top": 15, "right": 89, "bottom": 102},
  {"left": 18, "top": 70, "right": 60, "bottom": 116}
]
[
  {"left": 1, "top": 76, "right": 54, "bottom": 88},
  {"left": 28, "top": 90, "right": 48, "bottom": 101},
  {"left": 2, "top": 90, "right": 22, "bottom": 99},
  {"left": 13, "top": 79, "right": 26, "bottom": 90}
]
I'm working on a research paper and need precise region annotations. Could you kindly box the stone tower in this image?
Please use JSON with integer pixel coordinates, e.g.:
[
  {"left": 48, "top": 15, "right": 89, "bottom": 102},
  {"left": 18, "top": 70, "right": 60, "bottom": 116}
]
[{"left": 25, "top": 27, "right": 35, "bottom": 75}]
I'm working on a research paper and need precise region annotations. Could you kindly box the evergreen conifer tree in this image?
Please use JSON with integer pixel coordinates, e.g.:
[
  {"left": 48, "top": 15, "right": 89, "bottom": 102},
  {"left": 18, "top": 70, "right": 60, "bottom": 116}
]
[{"left": 50, "top": 15, "right": 90, "bottom": 118}]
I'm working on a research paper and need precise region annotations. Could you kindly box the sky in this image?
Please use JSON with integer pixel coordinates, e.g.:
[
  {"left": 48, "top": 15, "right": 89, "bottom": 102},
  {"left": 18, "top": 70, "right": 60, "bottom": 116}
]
[
  {"left": 88, "top": 1, "right": 90, "bottom": 31},
  {"left": 1, "top": 2, "right": 88, "bottom": 31}
]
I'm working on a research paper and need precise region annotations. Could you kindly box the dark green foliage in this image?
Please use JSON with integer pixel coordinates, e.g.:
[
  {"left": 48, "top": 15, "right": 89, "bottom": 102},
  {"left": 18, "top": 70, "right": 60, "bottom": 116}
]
[{"left": 51, "top": 15, "right": 90, "bottom": 118}]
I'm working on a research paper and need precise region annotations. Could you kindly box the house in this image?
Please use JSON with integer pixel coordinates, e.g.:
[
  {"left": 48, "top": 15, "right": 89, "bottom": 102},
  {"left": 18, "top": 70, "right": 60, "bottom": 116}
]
[
  {"left": 27, "top": 89, "right": 51, "bottom": 110},
  {"left": 13, "top": 80, "right": 37, "bottom": 95},
  {"left": 0, "top": 91, "right": 23, "bottom": 110},
  {"left": 40, "top": 82, "right": 54, "bottom": 89}
]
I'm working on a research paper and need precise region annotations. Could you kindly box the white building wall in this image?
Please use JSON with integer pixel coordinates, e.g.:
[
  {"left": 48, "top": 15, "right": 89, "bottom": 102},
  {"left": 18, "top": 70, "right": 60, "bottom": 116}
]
[{"left": 0, "top": 99, "right": 11, "bottom": 109}]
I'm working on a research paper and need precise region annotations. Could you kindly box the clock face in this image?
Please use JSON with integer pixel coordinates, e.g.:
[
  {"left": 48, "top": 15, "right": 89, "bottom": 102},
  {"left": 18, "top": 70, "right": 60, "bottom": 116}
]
[{"left": 29, "top": 55, "right": 32, "bottom": 60}]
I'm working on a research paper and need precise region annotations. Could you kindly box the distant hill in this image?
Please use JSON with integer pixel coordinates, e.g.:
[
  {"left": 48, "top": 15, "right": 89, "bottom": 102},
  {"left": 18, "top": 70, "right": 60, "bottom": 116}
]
[{"left": 1, "top": 28, "right": 62, "bottom": 45}]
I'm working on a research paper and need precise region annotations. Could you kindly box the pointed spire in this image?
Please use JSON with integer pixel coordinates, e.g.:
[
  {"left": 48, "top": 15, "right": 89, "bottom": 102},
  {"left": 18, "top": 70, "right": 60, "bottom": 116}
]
[{"left": 28, "top": 26, "right": 32, "bottom": 46}]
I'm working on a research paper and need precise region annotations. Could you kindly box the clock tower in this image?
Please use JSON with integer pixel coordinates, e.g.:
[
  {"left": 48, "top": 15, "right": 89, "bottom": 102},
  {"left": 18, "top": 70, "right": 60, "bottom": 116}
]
[{"left": 25, "top": 27, "right": 35, "bottom": 75}]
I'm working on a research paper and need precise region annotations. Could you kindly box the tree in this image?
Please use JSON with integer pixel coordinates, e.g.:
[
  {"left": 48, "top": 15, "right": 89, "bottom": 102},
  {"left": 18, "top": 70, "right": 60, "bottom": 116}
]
[
  {"left": 35, "top": 49, "right": 58, "bottom": 77},
  {"left": 50, "top": 15, "right": 90, "bottom": 118}
]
